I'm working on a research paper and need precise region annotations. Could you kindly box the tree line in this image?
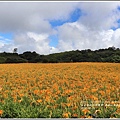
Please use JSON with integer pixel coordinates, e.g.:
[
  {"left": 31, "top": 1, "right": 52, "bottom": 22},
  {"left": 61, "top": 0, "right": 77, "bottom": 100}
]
[{"left": 0, "top": 46, "right": 120, "bottom": 63}]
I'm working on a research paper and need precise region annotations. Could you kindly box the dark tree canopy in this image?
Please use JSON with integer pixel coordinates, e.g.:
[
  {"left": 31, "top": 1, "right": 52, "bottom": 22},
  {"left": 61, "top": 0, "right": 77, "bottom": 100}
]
[{"left": 0, "top": 47, "right": 120, "bottom": 63}]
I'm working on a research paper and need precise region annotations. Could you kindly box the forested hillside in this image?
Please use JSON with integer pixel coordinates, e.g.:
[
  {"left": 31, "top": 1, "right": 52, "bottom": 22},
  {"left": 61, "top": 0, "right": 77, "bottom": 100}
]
[{"left": 0, "top": 46, "right": 120, "bottom": 63}]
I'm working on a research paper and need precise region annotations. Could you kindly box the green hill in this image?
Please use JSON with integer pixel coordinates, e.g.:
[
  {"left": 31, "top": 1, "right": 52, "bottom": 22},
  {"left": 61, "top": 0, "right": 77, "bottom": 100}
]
[{"left": 0, "top": 47, "right": 120, "bottom": 63}]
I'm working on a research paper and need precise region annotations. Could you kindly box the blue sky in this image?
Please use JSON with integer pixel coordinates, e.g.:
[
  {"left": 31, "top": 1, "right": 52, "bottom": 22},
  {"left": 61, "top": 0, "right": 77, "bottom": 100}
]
[
  {"left": 48, "top": 34, "right": 58, "bottom": 47},
  {"left": 0, "top": 8, "right": 81, "bottom": 48},
  {"left": 48, "top": 8, "right": 81, "bottom": 48},
  {"left": 110, "top": 19, "right": 120, "bottom": 31},
  {"left": 0, "top": 33, "right": 13, "bottom": 44},
  {"left": 49, "top": 8, "right": 81, "bottom": 28},
  {"left": 0, "top": 2, "right": 120, "bottom": 54},
  {"left": 110, "top": 6, "right": 120, "bottom": 30},
  {"left": 0, "top": 33, "right": 13, "bottom": 39}
]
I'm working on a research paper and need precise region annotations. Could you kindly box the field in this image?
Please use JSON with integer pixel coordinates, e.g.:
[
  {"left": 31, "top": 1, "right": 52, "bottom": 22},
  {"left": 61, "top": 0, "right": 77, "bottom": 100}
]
[{"left": 0, "top": 62, "right": 120, "bottom": 118}]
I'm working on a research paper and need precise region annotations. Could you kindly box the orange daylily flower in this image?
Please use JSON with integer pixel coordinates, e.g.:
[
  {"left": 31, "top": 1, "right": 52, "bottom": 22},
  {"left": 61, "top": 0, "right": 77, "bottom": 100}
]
[{"left": 0, "top": 110, "right": 3, "bottom": 116}]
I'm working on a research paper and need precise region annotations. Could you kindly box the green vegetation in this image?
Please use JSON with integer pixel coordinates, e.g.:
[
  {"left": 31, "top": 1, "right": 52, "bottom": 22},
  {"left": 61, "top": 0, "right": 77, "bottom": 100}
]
[
  {"left": 0, "top": 96, "right": 120, "bottom": 118},
  {"left": 1, "top": 46, "right": 120, "bottom": 63},
  {"left": 0, "top": 56, "right": 6, "bottom": 63}
]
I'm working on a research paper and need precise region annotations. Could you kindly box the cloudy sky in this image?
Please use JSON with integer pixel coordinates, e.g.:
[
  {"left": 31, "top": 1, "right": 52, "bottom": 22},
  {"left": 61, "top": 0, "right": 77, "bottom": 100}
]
[{"left": 0, "top": 2, "right": 120, "bottom": 54}]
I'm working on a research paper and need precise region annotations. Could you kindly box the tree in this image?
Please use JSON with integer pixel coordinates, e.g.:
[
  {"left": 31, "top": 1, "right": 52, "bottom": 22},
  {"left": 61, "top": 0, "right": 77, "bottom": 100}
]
[{"left": 13, "top": 48, "right": 18, "bottom": 53}]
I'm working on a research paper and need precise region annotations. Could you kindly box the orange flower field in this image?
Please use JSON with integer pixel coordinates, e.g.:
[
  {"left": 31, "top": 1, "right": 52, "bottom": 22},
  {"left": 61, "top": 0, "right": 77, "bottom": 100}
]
[{"left": 0, "top": 62, "right": 120, "bottom": 118}]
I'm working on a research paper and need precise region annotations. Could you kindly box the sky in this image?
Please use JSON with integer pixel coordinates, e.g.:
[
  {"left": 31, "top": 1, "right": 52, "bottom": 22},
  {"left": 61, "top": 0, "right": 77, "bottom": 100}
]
[{"left": 0, "top": 2, "right": 120, "bottom": 54}]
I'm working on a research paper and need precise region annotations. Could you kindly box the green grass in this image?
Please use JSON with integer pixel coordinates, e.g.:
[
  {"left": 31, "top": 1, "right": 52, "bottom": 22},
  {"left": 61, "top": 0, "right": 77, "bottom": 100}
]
[{"left": 0, "top": 96, "right": 120, "bottom": 118}]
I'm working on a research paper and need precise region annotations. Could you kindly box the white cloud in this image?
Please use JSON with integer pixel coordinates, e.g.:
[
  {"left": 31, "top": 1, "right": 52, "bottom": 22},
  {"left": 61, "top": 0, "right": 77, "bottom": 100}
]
[
  {"left": 0, "top": 2, "right": 77, "bottom": 33},
  {"left": 0, "top": 43, "right": 14, "bottom": 53},
  {"left": 57, "top": 22, "right": 86, "bottom": 51},
  {"left": 111, "top": 28, "right": 120, "bottom": 47},
  {"left": 56, "top": 22, "right": 120, "bottom": 52},
  {"left": 0, "top": 2, "right": 120, "bottom": 54},
  {"left": 0, "top": 2, "right": 78, "bottom": 54},
  {"left": 0, "top": 35, "right": 14, "bottom": 52},
  {"left": 77, "top": 2, "right": 120, "bottom": 31},
  {"left": 13, "top": 32, "right": 51, "bottom": 54},
  {"left": 0, "top": 42, "right": 4, "bottom": 49},
  {"left": 53, "top": 2, "right": 120, "bottom": 53},
  {"left": 50, "top": 47, "right": 59, "bottom": 54}
]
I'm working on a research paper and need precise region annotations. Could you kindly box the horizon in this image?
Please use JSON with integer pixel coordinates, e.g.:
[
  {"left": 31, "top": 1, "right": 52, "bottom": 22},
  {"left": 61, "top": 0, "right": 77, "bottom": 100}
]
[
  {"left": 0, "top": 2, "right": 120, "bottom": 54},
  {"left": 0, "top": 46, "right": 119, "bottom": 55}
]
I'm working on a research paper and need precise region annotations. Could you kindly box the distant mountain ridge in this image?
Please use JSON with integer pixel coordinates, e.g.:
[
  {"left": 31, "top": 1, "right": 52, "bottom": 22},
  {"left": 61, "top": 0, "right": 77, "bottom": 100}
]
[{"left": 0, "top": 47, "right": 120, "bottom": 63}]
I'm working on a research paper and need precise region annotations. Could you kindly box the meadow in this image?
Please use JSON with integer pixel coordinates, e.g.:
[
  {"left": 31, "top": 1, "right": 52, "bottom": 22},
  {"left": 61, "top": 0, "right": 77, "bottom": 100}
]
[{"left": 0, "top": 62, "right": 120, "bottom": 118}]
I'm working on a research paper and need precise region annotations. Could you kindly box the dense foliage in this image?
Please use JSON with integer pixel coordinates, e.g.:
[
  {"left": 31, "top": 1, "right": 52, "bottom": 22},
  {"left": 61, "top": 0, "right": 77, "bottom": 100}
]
[
  {"left": 0, "top": 47, "right": 120, "bottom": 63},
  {"left": 0, "top": 63, "right": 120, "bottom": 118}
]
